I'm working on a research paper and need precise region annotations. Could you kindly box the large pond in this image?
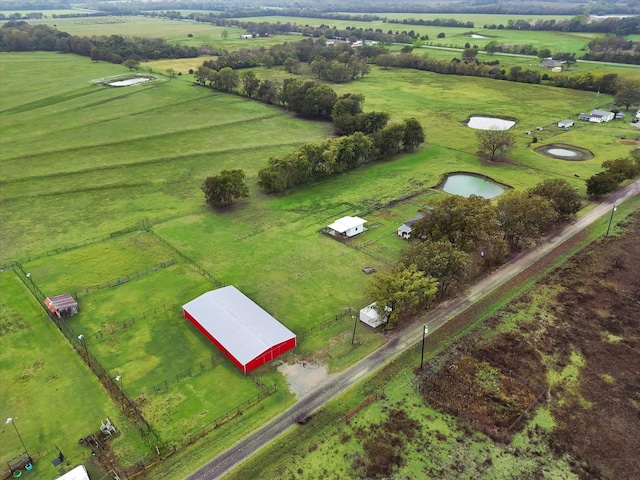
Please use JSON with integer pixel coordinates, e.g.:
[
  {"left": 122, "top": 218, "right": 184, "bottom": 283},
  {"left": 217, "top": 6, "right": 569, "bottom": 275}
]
[
  {"left": 467, "top": 116, "right": 516, "bottom": 130},
  {"left": 442, "top": 174, "right": 506, "bottom": 198}
]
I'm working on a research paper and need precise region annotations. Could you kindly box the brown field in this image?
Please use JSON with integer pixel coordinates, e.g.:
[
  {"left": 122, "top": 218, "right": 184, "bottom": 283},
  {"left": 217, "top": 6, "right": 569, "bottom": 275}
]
[{"left": 421, "top": 211, "right": 640, "bottom": 479}]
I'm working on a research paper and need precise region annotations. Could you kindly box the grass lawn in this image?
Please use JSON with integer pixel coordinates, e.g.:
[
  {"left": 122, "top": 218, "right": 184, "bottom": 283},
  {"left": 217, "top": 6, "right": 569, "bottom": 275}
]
[{"left": 0, "top": 270, "right": 146, "bottom": 479}]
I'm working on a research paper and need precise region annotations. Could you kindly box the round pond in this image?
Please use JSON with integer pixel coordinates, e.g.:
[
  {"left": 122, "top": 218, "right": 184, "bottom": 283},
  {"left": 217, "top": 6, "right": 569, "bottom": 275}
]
[
  {"left": 442, "top": 174, "right": 506, "bottom": 198},
  {"left": 534, "top": 144, "right": 593, "bottom": 161},
  {"left": 467, "top": 116, "right": 516, "bottom": 130}
]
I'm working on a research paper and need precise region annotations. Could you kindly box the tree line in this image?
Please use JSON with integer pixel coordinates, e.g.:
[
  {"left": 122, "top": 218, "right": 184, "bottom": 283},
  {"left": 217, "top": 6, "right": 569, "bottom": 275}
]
[
  {"left": 0, "top": 21, "right": 205, "bottom": 62},
  {"left": 373, "top": 51, "right": 633, "bottom": 96},
  {"left": 586, "top": 152, "right": 640, "bottom": 197},
  {"left": 366, "top": 178, "right": 584, "bottom": 327},
  {"left": 258, "top": 116, "right": 424, "bottom": 193}
]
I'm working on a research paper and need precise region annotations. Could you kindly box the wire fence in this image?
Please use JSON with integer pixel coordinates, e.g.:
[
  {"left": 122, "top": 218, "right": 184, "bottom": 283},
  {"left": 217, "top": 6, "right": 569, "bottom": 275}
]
[
  {"left": 297, "top": 307, "right": 356, "bottom": 340},
  {"left": 145, "top": 228, "right": 225, "bottom": 288},
  {"left": 143, "top": 357, "right": 215, "bottom": 396},
  {"left": 72, "top": 259, "right": 175, "bottom": 298},
  {"left": 84, "top": 301, "right": 178, "bottom": 344}
]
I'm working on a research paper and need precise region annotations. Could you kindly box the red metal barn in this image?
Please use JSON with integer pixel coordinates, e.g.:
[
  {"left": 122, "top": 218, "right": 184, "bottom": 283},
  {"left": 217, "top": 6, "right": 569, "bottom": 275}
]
[{"left": 182, "top": 286, "right": 296, "bottom": 374}]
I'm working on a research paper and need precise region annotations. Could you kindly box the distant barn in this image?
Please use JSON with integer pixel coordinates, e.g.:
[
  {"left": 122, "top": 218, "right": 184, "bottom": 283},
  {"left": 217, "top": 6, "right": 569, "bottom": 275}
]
[
  {"left": 183, "top": 286, "right": 296, "bottom": 374},
  {"left": 44, "top": 293, "right": 78, "bottom": 319}
]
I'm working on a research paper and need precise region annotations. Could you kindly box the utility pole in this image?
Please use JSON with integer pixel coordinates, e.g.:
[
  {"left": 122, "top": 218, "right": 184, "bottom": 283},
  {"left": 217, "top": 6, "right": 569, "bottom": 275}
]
[
  {"left": 420, "top": 324, "right": 428, "bottom": 369},
  {"left": 606, "top": 204, "right": 617, "bottom": 237}
]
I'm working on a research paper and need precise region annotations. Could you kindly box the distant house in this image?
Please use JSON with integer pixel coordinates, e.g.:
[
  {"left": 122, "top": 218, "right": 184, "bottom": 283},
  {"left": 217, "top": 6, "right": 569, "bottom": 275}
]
[
  {"left": 615, "top": 112, "right": 625, "bottom": 120},
  {"left": 539, "top": 59, "right": 561, "bottom": 68},
  {"left": 240, "top": 34, "right": 253, "bottom": 39},
  {"left": 578, "top": 113, "right": 591, "bottom": 121},
  {"left": 44, "top": 293, "right": 78, "bottom": 319},
  {"left": 557, "top": 119, "right": 574, "bottom": 128},
  {"left": 589, "top": 109, "right": 615, "bottom": 123},
  {"left": 359, "top": 302, "right": 390, "bottom": 328},
  {"left": 551, "top": 66, "right": 562, "bottom": 73},
  {"left": 397, "top": 213, "right": 425, "bottom": 240},
  {"left": 327, "top": 216, "right": 367, "bottom": 238}
]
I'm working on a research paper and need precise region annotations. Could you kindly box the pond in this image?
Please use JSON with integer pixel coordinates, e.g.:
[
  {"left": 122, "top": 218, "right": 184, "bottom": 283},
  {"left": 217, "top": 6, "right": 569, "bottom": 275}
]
[
  {"left": 108, "top": 77, "right": 153, "bottom": 87},
  {"left": 534, "top": 144, "right": 593, "bottom": 161},
  {"left": 442, "top": 174, "right": 506, "bottom": 198},
  {"left": 467, "top": 116, "right": 516, "bottom": 130}
]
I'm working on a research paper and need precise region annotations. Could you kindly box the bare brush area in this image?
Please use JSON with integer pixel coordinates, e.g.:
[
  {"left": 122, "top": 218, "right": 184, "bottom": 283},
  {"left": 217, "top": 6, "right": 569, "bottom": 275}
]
[{"left": 421, "top": 211, "right": 640, "bottom": 479}]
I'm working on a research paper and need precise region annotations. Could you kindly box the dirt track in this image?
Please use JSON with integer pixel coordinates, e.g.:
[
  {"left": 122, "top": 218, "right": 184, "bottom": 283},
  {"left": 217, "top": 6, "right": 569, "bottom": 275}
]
[{"left": 187, "top": 180, "right": 639, "bottom": 480}]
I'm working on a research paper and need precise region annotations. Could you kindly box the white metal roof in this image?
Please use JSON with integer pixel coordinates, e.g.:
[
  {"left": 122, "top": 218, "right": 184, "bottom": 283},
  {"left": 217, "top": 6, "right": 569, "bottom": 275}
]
[
  {"left": 55, "top": 465, "right": 90, "bottom": 480},
  {"left": 327, "top": 216, "right": 367, "bottom": 233},
  {"left": 183, "top": 286, "right": 296, "bottom": 366}
]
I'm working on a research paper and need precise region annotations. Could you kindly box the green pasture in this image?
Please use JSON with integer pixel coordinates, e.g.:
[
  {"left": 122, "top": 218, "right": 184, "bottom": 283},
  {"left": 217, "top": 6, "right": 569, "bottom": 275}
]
[
  {"left": 20, "top": 231, "right": 174, "bottom": 295},
  {"left": 0, "top": 270, "right": 145, "bottom": 479},
  {"left": 0, "top": 52, "right": 333, "bottom": 261},
  {"left": 24, "top": 15, "right": 289, "bottom": 51}
]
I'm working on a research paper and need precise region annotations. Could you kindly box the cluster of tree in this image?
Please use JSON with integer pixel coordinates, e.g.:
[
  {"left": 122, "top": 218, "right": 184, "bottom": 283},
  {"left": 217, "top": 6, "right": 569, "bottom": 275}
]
[
  {"left": 202, "top": 170, "right": 249, "bottom": 207},
  {"left": 0, "top": 12, "right": 47, "bottom": 20},
  {"left": 0, "top": 21, "right": 203, "bottom": 61},
  {"left": 367, "top": 179, "right": 583, "bottom": 327},
  {"left": 582, "top": 35, "right": 640, "bottom": 65},
  {"left": 258, "top": 117, "right": 424, "bottom": 193},
  {"left": 387, "top": 18, "right": 474, "bottom": 28},
  {"left": 155, "top": 8, "right": 381, "bottom": 23},
  {"left": 586, "top": 153, "right": 640, "bottom": 197},
  {"left": 496, "top": 15, "right": 640, "bottom": 36},
  {"left": 198, "top": 38, "right": 370, "bottom": 84}
]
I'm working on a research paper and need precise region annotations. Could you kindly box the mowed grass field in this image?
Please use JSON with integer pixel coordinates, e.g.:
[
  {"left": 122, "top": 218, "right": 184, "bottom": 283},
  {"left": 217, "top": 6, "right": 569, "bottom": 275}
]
[{"left": 1, "top": 42, "right": 639, "bottom": 479}]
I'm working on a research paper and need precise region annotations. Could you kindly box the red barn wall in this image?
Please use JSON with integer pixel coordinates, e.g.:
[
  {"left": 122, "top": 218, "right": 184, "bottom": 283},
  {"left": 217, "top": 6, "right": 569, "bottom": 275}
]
[{"left": 183, "top": 310, "right": 296, "bottom": 374}]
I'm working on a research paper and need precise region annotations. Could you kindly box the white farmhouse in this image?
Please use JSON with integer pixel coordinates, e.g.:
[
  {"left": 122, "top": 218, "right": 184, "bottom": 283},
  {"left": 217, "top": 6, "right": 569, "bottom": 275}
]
[
  {"left": 327, "top": 216, "right": 367, "bottom": 238},
  {"left": 589, "top": 109, "right": 615, "bottom": 123}
]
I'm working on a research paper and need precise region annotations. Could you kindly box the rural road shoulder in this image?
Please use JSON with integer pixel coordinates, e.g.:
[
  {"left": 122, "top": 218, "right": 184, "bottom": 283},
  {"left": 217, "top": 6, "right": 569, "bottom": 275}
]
[{"left": 187, "top": 180, "right": 639, "bottom": 480}]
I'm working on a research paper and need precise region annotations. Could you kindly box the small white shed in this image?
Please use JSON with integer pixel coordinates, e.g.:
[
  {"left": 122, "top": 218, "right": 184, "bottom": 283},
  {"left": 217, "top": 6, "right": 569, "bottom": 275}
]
[
  {"left": 557, "top": 119, "right": 574, "bottom": 128},
  {"left": 359, "top": 302, "right": 390, "bottom": 328},
  {"left": 55, "top": 465, "right": 90, "bottom": 480},
  {"left": 327, "top": 216, "right": 367, "bottom": 238}
]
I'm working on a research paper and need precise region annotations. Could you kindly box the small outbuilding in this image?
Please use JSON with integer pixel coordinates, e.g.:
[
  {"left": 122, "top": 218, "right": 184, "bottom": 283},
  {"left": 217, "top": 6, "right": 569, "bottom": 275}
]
[
  {"left": 44, "top": 293, "right": 78, "bottom": 319},
  {"left": 183, "top": 286, "right": 296, "bottom": 374},
  {"left": 539, "top": 59, "right": 561, "bottom": 68},
  {"left": 557, "top": 119, "right": 574, "bottom": 128},
  {"left": 397, "top": 213, "right": 425, "bottom": 240},
  {"left": 327, "top": 216, "right": 367, "bottom": 238},
  {"left": 359, "top": 302, "right": 390, "bottom": 328},
  {"left": 240, "top": 34, "right": 253, "bottom": 39}
]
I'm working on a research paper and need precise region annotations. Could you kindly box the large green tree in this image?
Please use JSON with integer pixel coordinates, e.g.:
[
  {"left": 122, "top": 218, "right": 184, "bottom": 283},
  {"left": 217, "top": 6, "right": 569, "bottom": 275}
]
[
  {"left": 496, "top": 191, "right": 558, "bottom": 249},
  {"left": 476, "top": 128, "right": 516, "bottom": 161},
  {"left": 528, "top": 178, "right": 582, "bottom": 222},
  {"left": 399, "top": 240, "right": 471, "bottom": 298},
  {"left": 202, "top": 170, "right": 249, "bottom": 207},
  {"left": 614, "top": 82, "right": 640, "bottom": 111},
  {"left": 240, "top": 70, "right": 260, "bottom": 98},
  {"left": 365, "top": 265, "right": 438, "bottom": 328}
]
